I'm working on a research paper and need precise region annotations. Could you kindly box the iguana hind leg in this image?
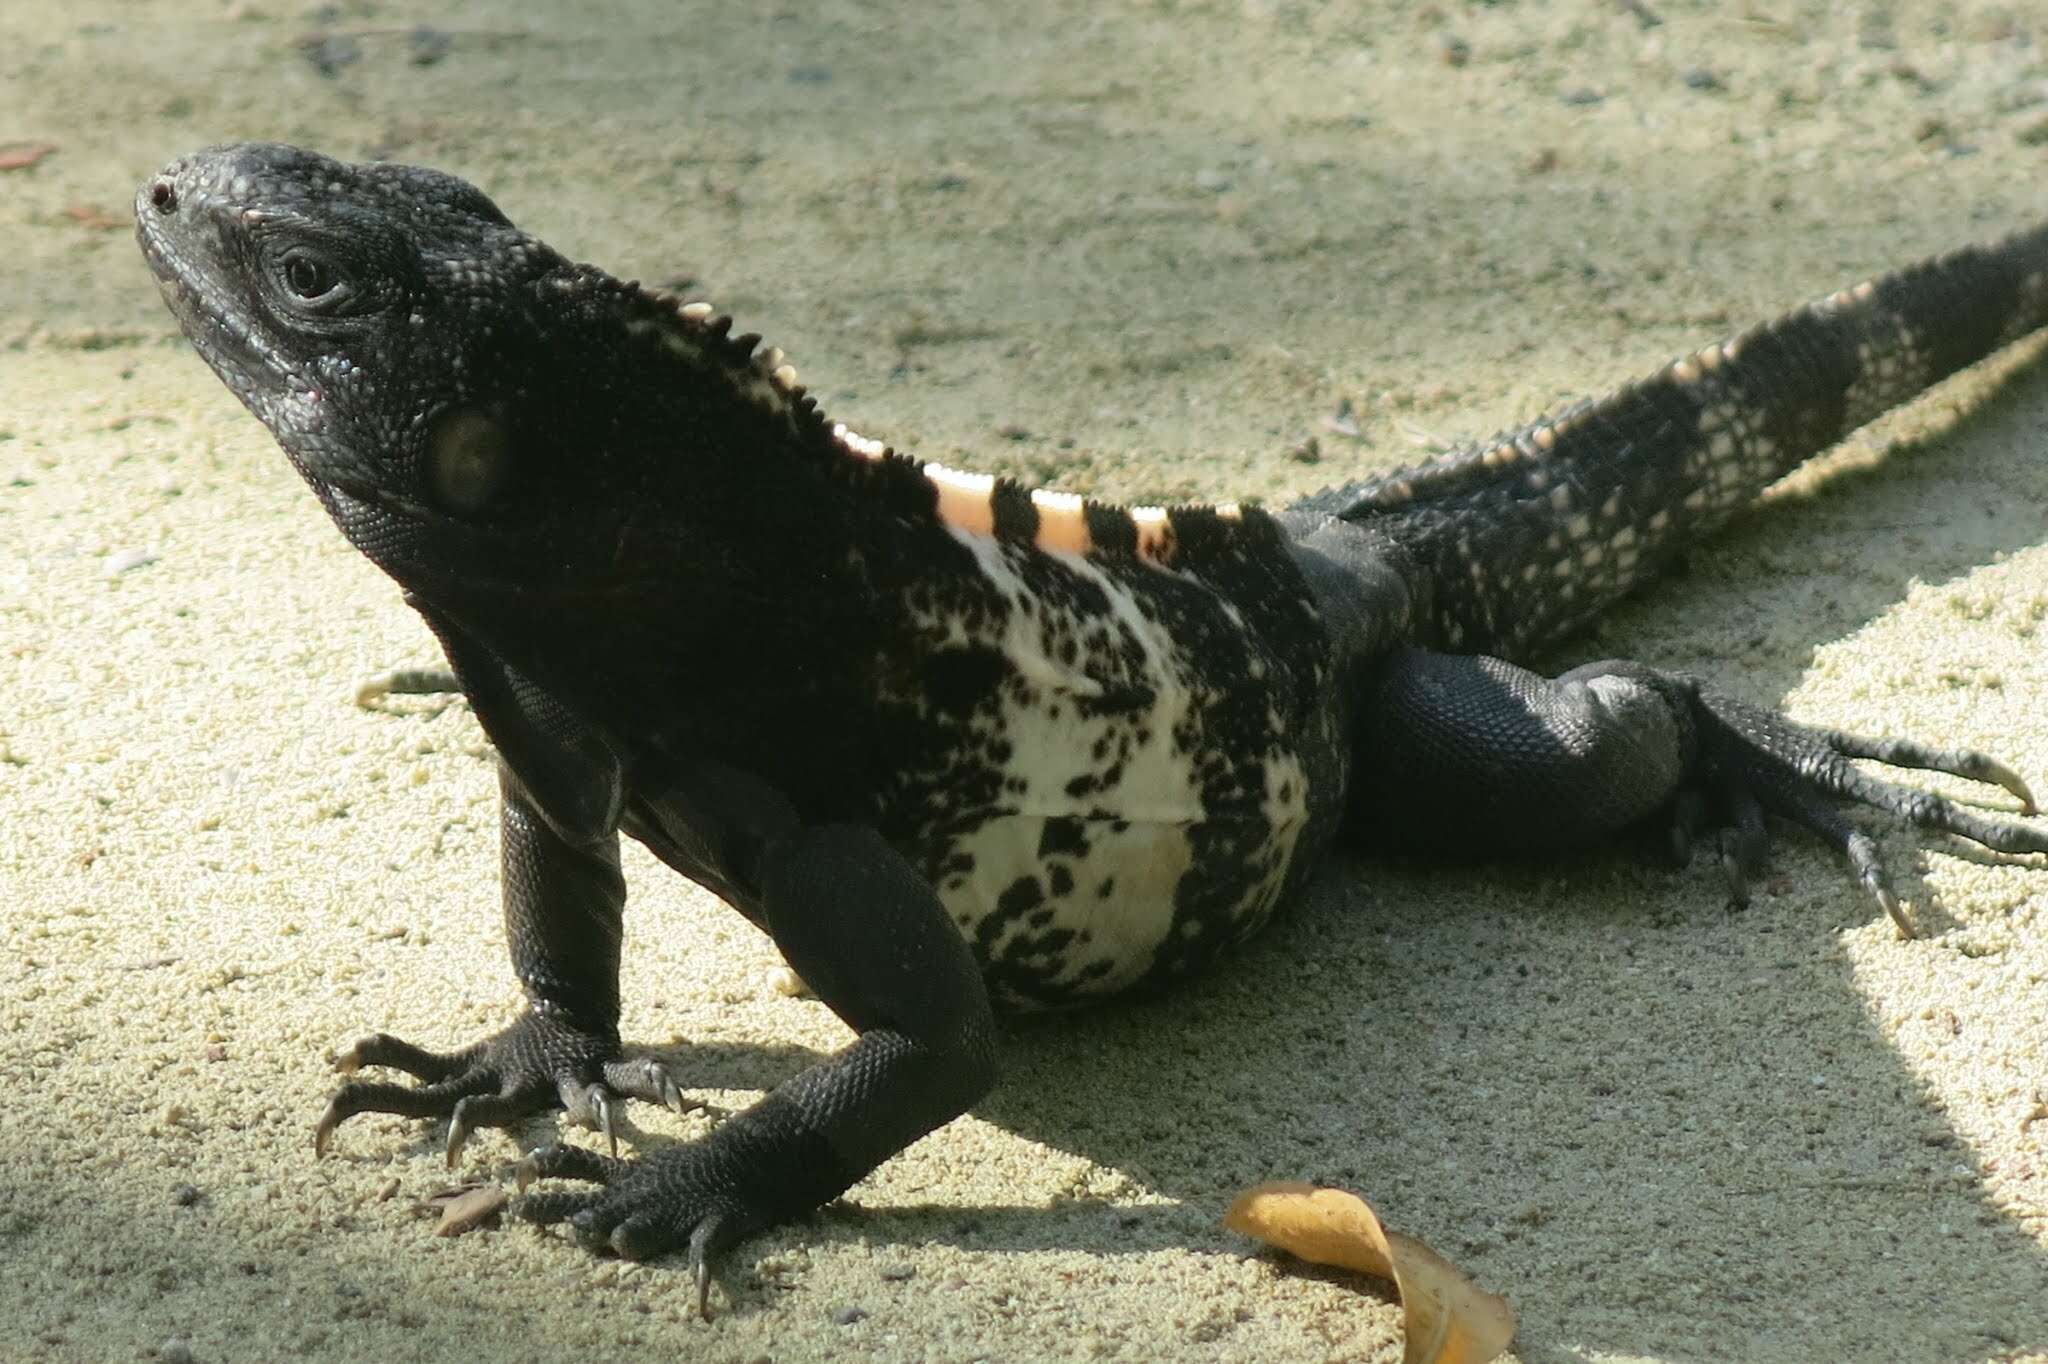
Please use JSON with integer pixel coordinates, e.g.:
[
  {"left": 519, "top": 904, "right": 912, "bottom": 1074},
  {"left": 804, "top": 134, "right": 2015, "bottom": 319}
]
[{"left": 1350, "top": 649, "right": 2048, "bottom": 933}]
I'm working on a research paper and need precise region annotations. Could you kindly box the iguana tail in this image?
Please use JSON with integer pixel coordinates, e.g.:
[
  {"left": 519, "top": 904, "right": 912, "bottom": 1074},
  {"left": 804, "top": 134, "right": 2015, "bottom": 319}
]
[{"left": 1293, "top": 222, "right": 2048, "bottom": 660}]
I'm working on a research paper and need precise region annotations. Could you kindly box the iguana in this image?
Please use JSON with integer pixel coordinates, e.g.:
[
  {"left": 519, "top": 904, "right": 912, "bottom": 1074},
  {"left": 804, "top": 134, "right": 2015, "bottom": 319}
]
[{"left": 135, "top": 142, "right": 2048, "bottom": 1310}]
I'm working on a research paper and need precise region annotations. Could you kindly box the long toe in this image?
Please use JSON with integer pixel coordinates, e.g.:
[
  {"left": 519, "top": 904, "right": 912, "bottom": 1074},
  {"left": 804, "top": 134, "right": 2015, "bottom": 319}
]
[
  {"left": 608, "top": 1213, "right": 673, "bottom": 1261},
  {"left": 445, "top": 1090, "right": 547, "bottom": 1166},
  {"left": 315, "top": 1072, "right": 492, "bottom": 1156},
  {"left": 517, "top": 1190, "right": 601, "bottom": 1227},
  {"left": 334, "top": 1031, "right": 477, "bottom": 1082},
  {"left": 1813, "top": 727, "right": 2039, "bottom": 814},
  {"left": 517, "top": 1142, "right": 630, "bottom": 1190},
  {"left": 1692, "top": 687, "right": 2047, "bottom": 934},
  {"left": 603, "top": 1056, "right": 690, "bottom": 1114},
  {"left": 568, "top": 1205, "right": 623, "bottom": 1253}
]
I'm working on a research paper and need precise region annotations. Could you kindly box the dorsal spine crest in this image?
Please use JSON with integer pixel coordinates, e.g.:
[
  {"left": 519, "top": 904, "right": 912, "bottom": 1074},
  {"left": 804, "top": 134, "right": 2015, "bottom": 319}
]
[{"left": 599, "top": 271, "right": 1265, "bottom": 570}]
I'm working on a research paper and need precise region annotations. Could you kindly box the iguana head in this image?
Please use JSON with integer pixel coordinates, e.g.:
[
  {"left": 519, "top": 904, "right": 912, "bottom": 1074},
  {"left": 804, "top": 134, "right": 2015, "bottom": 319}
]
[
  {"left": 136, "top": 142, "right": 890, "bottom": 618},
  {"left": 138, "top": 144, "right": 577, "bottom": 554}
]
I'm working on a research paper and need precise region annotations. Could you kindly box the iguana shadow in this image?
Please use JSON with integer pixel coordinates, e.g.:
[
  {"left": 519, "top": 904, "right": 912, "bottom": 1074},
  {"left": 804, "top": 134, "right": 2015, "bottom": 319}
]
[{"left": 897, "top": 345, "right": 2048, "bottom": 1361}]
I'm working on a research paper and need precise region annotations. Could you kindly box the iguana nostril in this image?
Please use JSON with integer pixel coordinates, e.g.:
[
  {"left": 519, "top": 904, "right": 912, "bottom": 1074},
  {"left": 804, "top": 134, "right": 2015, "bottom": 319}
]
[{"left": 150, "top": 180, "right": 178, "bottom": 214}]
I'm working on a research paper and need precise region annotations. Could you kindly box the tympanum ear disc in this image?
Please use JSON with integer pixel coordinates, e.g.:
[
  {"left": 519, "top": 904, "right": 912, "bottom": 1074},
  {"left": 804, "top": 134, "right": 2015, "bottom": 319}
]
[{"left": 427, "top": 408, "right": 510, "bottom": 513}]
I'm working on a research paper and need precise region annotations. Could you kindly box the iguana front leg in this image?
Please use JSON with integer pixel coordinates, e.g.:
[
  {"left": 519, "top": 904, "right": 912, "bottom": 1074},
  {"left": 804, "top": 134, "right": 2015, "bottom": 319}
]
[
  {"left": 314, "top": 764, "right": 685, "bottom": 1163},
  {"left": 517, "top": 822, "right": 1000, "bottom": 1315}
]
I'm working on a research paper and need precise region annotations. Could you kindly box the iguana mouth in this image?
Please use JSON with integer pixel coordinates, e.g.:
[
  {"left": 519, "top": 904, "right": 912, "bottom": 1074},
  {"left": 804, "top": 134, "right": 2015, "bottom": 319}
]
[
  {"left": 326, "top": 480, "right": 432, "bottom": 521},
  {"left": 135, "top": 201, "right": 290, "bottom": 404}
]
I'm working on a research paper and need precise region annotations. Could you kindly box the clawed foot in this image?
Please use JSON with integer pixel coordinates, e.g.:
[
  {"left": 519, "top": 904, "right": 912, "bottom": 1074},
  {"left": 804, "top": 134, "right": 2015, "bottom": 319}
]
[
  {"left": 516, "top": 1138, "right": 774, "bottom": 1318},
  {"left": 1662, "top": 685, "right": 2046, "bottom": 936},
  {"left": 314, "top": 1011, "right": 687, "bottom": 1165}
]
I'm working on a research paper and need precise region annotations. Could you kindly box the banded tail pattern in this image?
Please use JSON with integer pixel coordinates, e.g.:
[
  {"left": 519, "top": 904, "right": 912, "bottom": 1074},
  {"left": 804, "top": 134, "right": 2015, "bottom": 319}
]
[{"left": 1299, "top": 223, "right": 2048, "bottom": 661}]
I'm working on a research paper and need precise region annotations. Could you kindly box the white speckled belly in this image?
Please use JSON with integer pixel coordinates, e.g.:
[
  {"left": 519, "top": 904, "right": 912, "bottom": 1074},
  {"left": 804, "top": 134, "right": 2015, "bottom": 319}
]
[{"left": 875, "top": 527, "right": 1334, "bottom": 1009}]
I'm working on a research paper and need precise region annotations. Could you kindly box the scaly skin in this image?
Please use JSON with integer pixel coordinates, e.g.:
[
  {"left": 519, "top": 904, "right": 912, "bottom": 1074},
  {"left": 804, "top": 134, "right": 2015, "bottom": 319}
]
[{"left": 136, "top": 142, "right": 2048, "bottom": 1309}]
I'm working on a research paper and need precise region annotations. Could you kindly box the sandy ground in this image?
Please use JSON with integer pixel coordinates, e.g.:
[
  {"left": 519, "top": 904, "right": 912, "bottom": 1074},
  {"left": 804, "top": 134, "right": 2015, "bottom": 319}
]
[{"left": 6, "top": 2, "right": 2048, "bottom": 1360}]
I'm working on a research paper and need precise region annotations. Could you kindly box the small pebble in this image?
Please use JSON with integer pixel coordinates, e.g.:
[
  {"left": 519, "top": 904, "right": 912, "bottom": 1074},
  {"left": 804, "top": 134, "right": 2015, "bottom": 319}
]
[
  {"left": 407, "top": 25, "right": 450, "bottom": 65},
  {"left": 103, "top": 547, "right": 157, "bottom": 576},
  {"left": 171, "top": 1183, "right": 202, "bottom": 1207},
  {"left": 766, "top": 965, "right": 812, "bottom": 998},
  {"left": 297, "top": 32, "right": 360, "bottom": 77},
  {"left": 879, "top": 1263, "right": 916, "bottom": 1282},
  {"left": 1321, "top": 398, "right": 1361, "bottom": 439},
  {"left": 832, "top": 1305, "right": 870, "bottom": 1326},
  {"left": 159, "top": 1340, "right": 196, "bottom": 1364}
]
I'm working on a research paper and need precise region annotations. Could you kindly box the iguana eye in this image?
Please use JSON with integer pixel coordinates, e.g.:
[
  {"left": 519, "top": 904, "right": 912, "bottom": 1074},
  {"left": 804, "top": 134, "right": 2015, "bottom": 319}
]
[
  {"left": 426, "top": 408, "right": 510, "bottom": 514},
  {"left": 281, "top": 250, "right": 338, "bottom": 300}
]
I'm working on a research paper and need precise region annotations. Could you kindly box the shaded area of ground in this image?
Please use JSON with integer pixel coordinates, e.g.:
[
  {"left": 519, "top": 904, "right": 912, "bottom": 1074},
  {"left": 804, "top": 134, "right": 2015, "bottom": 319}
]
[{"left": 5, "top": 4, "right": 2048, "bottom": 1360}]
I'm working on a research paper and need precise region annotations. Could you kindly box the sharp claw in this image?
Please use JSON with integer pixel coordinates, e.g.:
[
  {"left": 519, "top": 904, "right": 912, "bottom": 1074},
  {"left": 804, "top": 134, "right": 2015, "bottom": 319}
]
[
  {"left": 1945, "top": 750, "right": 2036, "bottom": 814},
  {"left": 685, "top": 1211, "right": 746, "bottom": 1318},
  {"left": 1877, "top": 881, "right": 1916, "bottom": 940},
  {"left": 445, "top": 1102, "right": 473, "bottom": 1169},
  {"left": 1846, "top": 831, "right": 1917, "bottom": 939},
  {"left": 334, "top": 1042, "right": 365, "bottom": 1076},
  {"left": 313, "top": 1101, "right": 341, "bottom": 1158},
  {"left": 598, "top": 1092, "right": 617, "bottom": 1158},
  {"left": 1989, "top": 761, "right": 2037, "bottom": 816},
  {"left": 662, "top": 1073, "right": 686, "bottom": 1114},
  {"left": 515, "top": 1150, "right": 542, "bottom": 1193},
  {"left": 354, "top": 667, "right": 461, "bottom": 707},
  {"left": 1716, "top": 830, "right": 1751, "bottom": 910}
]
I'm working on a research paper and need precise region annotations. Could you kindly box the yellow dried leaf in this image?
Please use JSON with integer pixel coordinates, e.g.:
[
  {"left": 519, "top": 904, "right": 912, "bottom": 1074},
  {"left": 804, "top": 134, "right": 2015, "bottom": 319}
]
[
  {"left": 418, "top": 1182, "right": 508, "bottom": 1237},
  {"left": 1226, "top": 1181, "right": 1515, "bottom": 1364}
]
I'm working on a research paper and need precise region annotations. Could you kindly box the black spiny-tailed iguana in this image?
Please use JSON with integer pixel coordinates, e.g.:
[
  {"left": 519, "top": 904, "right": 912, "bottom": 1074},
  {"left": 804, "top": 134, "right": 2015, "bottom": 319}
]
[{"left": 134, "top": 141, "right": 2048, "bottom": 1310}]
